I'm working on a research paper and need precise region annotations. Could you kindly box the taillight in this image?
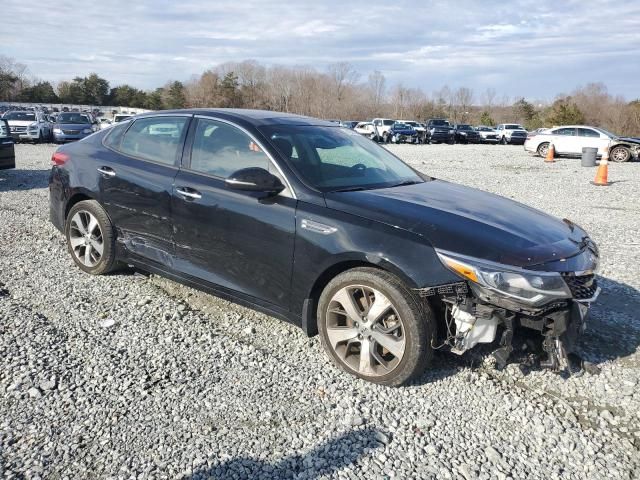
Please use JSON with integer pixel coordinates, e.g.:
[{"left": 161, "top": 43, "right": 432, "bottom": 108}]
[{"left": 51, "top": 152, "right": 69, "bottom": 166}]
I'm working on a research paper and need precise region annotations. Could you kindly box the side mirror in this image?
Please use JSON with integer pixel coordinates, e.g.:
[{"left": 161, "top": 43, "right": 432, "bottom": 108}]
[{"left": 225, "top": 167, "right": 285, "bottom": 195}]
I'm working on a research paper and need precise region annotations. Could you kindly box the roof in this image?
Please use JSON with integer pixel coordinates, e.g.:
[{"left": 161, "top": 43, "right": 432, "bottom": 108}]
[{"left": 143, "top": 108, "right": 335, "bottom": 127}]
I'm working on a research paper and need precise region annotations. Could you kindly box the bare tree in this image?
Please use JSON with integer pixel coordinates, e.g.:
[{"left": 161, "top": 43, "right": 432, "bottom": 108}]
[
  {"left": 327, "top": 62, "right": 359, "bottom": 103},
  {"left": 368, "top": 70, "right": 386, "bottom": 112}
]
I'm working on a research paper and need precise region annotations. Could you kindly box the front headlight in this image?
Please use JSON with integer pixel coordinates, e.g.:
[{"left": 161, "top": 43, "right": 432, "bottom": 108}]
[
  {"left": 53, "top": 128, "right": 62, "bottom": 134},
  {"left": 436, "top": 250, "right": 571, "bottom": 306},
  {"left": 82, "top": 128, "right": 92, "bottom": 134},
  {"left": 460, "top": 132, "right": 467, "bottom": 136}
]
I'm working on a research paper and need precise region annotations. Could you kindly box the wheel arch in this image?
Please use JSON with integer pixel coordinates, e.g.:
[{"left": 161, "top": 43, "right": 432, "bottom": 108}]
[
  {"left": 300, "top": 257, "right": 420, "bottom": 337},
  {"left": 64, "top": 191, "right": 95, "bottom": 220}
]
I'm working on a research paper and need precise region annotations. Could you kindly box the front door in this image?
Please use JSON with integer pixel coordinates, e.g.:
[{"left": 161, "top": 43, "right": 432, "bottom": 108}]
[
  {"left": 0, "top": 120, "right": 15, "bottom": 169},
  {"left": 99, "top": 115, "right": 190, "bottom": 266},
  {"left": 578, "top": 128, "right": 610, "bottom": 156},
  {"left": 171, "top": 116, "right": 297, "bottom": 309}
]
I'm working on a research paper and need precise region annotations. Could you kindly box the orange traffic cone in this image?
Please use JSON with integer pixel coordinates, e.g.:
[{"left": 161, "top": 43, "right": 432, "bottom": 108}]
[
  {"left": 545, "top": 143, "right": 555, "bottom": 162},
  {"left": 591, "top": 148, "right": 610, "bottom": 186}
]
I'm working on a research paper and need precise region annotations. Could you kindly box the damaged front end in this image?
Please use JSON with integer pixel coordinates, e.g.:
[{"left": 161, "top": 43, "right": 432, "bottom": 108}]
[{"left": 420, "top": 246, "right": 600, "bottom": 373}]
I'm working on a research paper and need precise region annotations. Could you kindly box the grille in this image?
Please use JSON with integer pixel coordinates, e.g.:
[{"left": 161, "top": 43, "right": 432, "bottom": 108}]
[
  {"left": 562, "top": 273, "right": 598, "bottom": 300},
  {"left": 62, "top": 129, "right": 80, "bottom": 135},
  {"left": 11, "top": 126, "right": 27, "bottom": 132}
]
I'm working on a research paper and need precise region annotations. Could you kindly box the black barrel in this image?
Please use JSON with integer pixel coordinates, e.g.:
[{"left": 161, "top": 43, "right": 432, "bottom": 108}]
[{"left": 581, "top": 147, "right": 597, "bottom": 167}]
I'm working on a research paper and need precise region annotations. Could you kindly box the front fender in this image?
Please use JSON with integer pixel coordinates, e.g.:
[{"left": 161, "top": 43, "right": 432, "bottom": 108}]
[{"left": 291, "top": 201, "right": 460, "bottom": 318}]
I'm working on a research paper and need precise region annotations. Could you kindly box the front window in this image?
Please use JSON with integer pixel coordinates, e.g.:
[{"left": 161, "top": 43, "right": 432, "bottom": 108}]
[
  {"left": 262, "top": 125, "right": 423, "bottom": 192},
  {"left": 57, "top": 113, "right": 91, "bottom": 124},
  {"left": 4, "top": 112, "right": 36, "bottom": 122},
  {"left": 189, "top": 118, "right": 270, "bottom": 178}
]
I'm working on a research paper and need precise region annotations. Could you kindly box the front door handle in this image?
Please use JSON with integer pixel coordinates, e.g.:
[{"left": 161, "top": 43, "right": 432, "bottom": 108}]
[
  {"left": 97, "top": 166, "right": 116, "bottom": 177},
  {"left": 176, "top": 187, "right": 202, "bottom": 200}
]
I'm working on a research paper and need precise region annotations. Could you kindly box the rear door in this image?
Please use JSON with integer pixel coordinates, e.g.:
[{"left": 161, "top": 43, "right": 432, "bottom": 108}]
[
  {"left": 99, "top": 115, "right": 191, "bottom": 266},
  {"left": 551, "top": 127, "right": 577, "bottom": 154},
  {"left": 0, "top": 120, "right": 15, "bottom": 169},
  {"left": 171, "top": 116, "right": 297, "bottom": 308}
]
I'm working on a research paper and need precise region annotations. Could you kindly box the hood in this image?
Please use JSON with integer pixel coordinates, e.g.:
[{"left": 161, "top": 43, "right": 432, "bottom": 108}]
[
  {"left": 618, "top": 137, "right": 640, "bottom": 144},
  {"left": 392, "top": 127, "right": 416, "bottom": 134},
  {"left": 325, "top": 180, "right": 587, "bottom": 268}
]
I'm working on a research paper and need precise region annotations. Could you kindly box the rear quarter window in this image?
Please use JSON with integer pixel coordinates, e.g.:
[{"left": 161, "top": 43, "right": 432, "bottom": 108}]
[{"left": 103, "top": 121, "right": 130, "bottom": 150}]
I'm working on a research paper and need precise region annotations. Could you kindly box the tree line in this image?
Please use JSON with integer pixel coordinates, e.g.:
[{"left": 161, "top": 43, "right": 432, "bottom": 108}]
[{"left": 1, "top": 56, "right": 639, "bottom": 135}]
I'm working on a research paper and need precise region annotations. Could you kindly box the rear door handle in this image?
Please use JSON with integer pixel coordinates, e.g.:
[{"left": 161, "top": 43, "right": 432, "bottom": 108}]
[
  {"left": 97, "top": 166, "right": 116, "bottom": 177},
  {"left": 176, "top": 187, "right": 202, "bottom": 200}
]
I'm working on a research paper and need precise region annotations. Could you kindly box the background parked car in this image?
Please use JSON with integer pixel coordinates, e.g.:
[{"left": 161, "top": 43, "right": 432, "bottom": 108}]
[
  {"left": 3, "top": 110, "right": 52, "bottom": 143},
  {"left": 371, "top": 118, "right": 395, "bottom": 142},
  {"left": 386, "top": 122, "right": 419, "bottom": 144},
  {"left": 52, "top": 112, "right": 98, "bottom": 143},
  {"left": 98, "top": 117, "right": 113, "bottom": 130},
  {"left": 453, "top": 124, "right": 480, "bottom": 144},
  {"left": 425, "top": 118, "right": 454, "bottom": 144},
  {"left": 0, "top": 119, "right": 16, "bottom": 169},
  {"left": 354, "top": 122, "right": 377, "bottom": 138},
  {"left": 475, "top": 125, "right": 499, "bottom": 143},
  {"left": 339, "top": 121, "right": 359, "bottom": 129},
  {"left": 495, "top": 124, "right": 527, "bottom": 145},
  {"left": 525, "top": 125, "right": 640, "bottom": 162},
  {"left": 399, "top": 120, "right": 427, "bottom": 143}
]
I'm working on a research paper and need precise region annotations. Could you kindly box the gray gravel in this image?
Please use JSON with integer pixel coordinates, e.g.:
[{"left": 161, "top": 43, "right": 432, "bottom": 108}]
[{"left": 1, "top": 143, "right": 639, "bottom": 479}]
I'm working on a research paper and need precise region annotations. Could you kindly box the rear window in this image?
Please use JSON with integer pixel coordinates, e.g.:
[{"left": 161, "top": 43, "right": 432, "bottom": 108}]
[{"left": 119, "top": 117, "right": 188, "bottom": 165}]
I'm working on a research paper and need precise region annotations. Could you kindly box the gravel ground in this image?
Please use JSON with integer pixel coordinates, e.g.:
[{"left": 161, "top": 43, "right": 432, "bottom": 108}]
[{"left": 1, "top": 142, "right": 639, "bottom": 479}]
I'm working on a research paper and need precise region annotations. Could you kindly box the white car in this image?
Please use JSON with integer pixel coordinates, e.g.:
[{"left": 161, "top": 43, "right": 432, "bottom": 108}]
[
  {"left": 3, "top": 110, "right": 52, "bottom": 143},
  {"left": 495, "top": 124, "right": 528, "bottom": 145},
  {"left": 354, "top": 122, "right": 377, "bottom": 138},
  {"left": 371, "top": 118, "right": 395, "bottom": 141},
  {"left": 524, "top": 125, "right": 640, "bottom": 162},
  {"left": 475, "top": 126, "right": 499, "bottom": 143},
  {"left": 98, "top": 118, "right": 112, "bottom": 130}
]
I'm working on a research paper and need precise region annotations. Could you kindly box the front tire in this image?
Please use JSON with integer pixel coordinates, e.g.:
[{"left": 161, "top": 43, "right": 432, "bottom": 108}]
[
  {"left": 501, "top": 136, "right": 508, "bottom": 145},
  {"left": 318, "top": 267, "right": 434, "bottom": 386},
  {"left": 65, "top": 200, "right": 117, "bottom": 275},
  {"left": 609, "top": 145, "right": 631, "bottom": 163}
]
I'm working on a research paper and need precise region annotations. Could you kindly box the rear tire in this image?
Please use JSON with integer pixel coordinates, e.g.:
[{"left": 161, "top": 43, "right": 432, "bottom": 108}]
[
  {"left": 317, "top": 267, "right": 434, "bottom": 386},
  {"left": 609, "top": 145, "right": 631, "bottom": 163},
  {"left": 65, "top": 200, "right": 118, "bottom": 275},
  {"left": 537, "top": 142, "right": 550, "bottom": 157}
]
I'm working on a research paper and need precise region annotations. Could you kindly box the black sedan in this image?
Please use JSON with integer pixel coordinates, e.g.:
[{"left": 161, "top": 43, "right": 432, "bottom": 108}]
[
  {"left": 453, "top": 124, "right": 481, "bottom": 144},
  {"left": 49, "top": 109, "right": 600, "bottom": 385}
]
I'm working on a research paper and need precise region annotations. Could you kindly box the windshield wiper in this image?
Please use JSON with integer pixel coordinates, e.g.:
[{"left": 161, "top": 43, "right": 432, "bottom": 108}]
[
  {"left": 330, "top": 186, "right": 370, "bottom": 192},
  {"left": 389, "top": 180, "right": 422, "bottom": 188}
]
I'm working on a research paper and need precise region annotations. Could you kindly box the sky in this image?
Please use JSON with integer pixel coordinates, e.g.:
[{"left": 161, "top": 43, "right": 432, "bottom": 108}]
[{"left": 2, "top": 0, "right": 640, "bottom": 100}]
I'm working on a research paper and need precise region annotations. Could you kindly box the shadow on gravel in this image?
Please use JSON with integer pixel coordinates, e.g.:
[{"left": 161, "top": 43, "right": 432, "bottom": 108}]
[
  {"left": 188, "top": 428, "right": 383, "bottom": 479},
  {"left": 0, "top": 168, "right": 49, "bottom": 192}
]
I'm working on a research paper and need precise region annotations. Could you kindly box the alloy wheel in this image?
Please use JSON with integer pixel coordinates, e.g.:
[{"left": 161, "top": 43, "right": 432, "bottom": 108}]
[
  {"left": 325, "top": 285, "right": 406, "bottom": 376},
  {"left": 68, "top": 210, "right": 104, "bottom": 267}
]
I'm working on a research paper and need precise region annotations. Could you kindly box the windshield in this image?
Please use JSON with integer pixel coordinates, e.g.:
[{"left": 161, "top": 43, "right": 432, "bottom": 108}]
[
  {"left": 457, "top": 125, "right": 473, "bottom": 130},
  {"left": 505, "top": 124, "right": 524, "bottom": 130},
  {"left": 58, "top": 113, "right": 90, "bottom": 124},
  {"left": 5, "top": 112, "right": 36, "bottom": 121},
  {"left": 393, "top": 123, "right": 411, "bottom": 129},
  {"left": 261, "top": 125, "right": 423, "bottom": 192},
  {"left": 476, "top": 126, "right": 492, "bottom": 131},
  {"left": 382, "top": 119, "right": 394, "bottom": 126},
  {"left": 430, "top": 120, "right": 450, "bottom": 127}
]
